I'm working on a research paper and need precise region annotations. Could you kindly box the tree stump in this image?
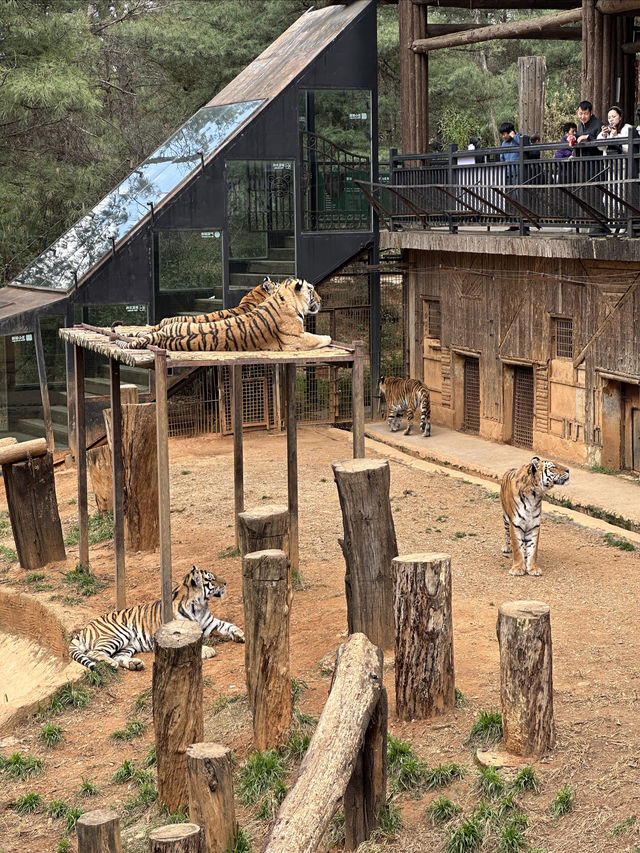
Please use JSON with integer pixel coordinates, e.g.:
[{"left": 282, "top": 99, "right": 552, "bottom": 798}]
[
  {"left": 186, "top": 743, "right": 236, "bottom": 853},
  {"left": 1, "top": 446, "right": 65, "bottom": 570},
  {"left": 261, "top": 633, "right": 384, "bottom": 853},
  {"left": 238, "top": 504, "right": 289, "bottom": 558},
  {"left": 393, "top": 553, "right": 455, "bottom": 720},
  {"left": 242, "top": 549, "right": 291, "bottom": 748},
  {"left": 77, "top": 808, "right": 122, "bottom": 853},
  {"left": 153, "top": 620, "right": 204, "bottom": 813},
  {"left": 332, "top": 459, "right": 397, "bottom": 649},
  {"left": 497, "top": 600, "right": 555, "bottom": 756},
  {"left": 148, "top": 824, "right": 204, "bottom": 852},
  {"left": 87, "top": 444, "right": 113, "bottom": 512}
]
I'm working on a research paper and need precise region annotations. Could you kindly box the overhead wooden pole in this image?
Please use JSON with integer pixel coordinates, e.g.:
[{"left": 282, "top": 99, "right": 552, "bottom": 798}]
[
  {"left": 412, "top": 0, "right": 580, "bottom": 7},
  {"left": 425, "top": 22, "right": 582, "bottom": 40}
]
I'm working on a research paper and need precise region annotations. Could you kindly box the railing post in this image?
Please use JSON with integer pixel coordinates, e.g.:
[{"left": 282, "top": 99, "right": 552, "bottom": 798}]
[
  {"left": 626, "top": 131, "right": 636, "bottom": 236},
  {"left": 447, "top": 143, "right": 458, "bottom": 233},
  {"left": 518, "top": 133, "right": 526, "bottom": 233}
]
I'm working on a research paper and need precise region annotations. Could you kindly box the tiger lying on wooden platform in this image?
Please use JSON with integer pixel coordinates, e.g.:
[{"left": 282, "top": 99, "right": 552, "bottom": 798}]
[
  {"left": 69, "top": 566, "right": 244, "bottom": 670},
  {"left": 117, "top": 277, "right": 331, "bottom": 352}
]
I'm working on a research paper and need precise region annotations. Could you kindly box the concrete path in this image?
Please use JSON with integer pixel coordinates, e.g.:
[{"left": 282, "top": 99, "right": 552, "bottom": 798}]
[{"left": 364, "top": 421, "right": 640, "bottom": 538}]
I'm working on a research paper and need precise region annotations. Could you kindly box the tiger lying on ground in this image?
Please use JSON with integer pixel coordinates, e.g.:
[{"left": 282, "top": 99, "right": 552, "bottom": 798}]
[
  {"left": 69, "top": 566, "right": 244, "bottom": 670},
  {"left": 117, "top": 277, "right": 331, "bottom": 352},
  {"left": 379, "top": 376, "right": 431, "bottom": 437},
  {"left": 500, "top": 456, "right": 570, "bottom": 577}
]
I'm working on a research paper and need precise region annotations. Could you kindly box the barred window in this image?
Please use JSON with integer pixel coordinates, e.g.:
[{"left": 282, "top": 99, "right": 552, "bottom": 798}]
[
  {"left": 554, "top": 317, "right": 573, "bottom": 359},
  {"left": 424, "top": 299, "right": 441, "bottom": 339}
]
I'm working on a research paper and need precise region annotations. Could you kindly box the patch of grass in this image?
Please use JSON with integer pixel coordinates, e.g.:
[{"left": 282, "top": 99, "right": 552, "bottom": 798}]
[
  {"left": 238, "top": 749, "right": 286, "bottom": 806},
  {"left": 387, "top": 733, "right": 416, "bottom": 773},
  {"left": 454, "top": 531, "right": 467, "bottom": 538},
  {"left": 485, "top": 491, "right": 500, "bottom": 500},
  {"left": 291, "top": 567, "right": 304, "bottom": 589},
  {"left": 113, "top": 759, "right": 137, "bottom": 783},
  {"left": 14, "top": 792, "right": 42, "bottom": 814},
  {"left": 284, "top": 731, "right": 311, "bottom": 762},
  {"left": 477, "top": 766, "right": 504, "bottom": 799},
  {"left": 57, "top": 840, "right": 71, "bottom": 853},
  {"left": 134, "top": 687, "right": 152, "bottom": 712},
  {"left": 603, "top": 532, "right": 636, "bottom": 551},
  {"left": 225, "top": 827, "right": 251, "bottom": 853},
  {"left": 612, "top": 815, "right": 637, "bottom": 836},
  {"left": 436, "top": 514, "right": 448, "bottom": 522},
  {"left": 46, "top": 681, "right": 91, "bottom": 714},
  {"left": 65, "top": 807, "right": 84, "bottom": 832},
  {"left": 134, "top": 769, "right": 156, "bottom": 787},
  {"left": 496, "top": 818, "right": 528, "bottom": 852},
  {"left": 23, "top": 571, "right": 52, "bottom": 591},
  {"left": 160, "top": 804, "right": 189, "bottom": 823},
  {"left": 47, "top": 800, "right": 70, "bottom": 819},
  {"left": 0, "top": 752, "right": 44, "bottom": 779},
  {"left": 65, "top": 510, "right": 113, "bottom": 546},
  {"left": 39, "top": 722, "right": 63, "bottom": 747},
  {"left": 78, "top": 777, "right": 99, "bottom": 797},
  {"left": 427, "top": 796, "right": 462, "bottom": 824},
  {"left": 144, "top": 744, "right": 157, "bottom": 767},
  {"left": 375, "top": 800, "right": 403, "bottom": 837},
  {"left": 62, "top": 563, "right": 106, "bottom": 597},
  {"left": 589, "top": 463, "right": 616, "bottom": 474},
  {"left": 256, "top": 780, "right": 288, "bottom": 821},
  {"left": 445, "top": 817, "right": 484, "bottom": 852},
  {"left": 0, "top": 545, "right": 17, "bottom": 563},
  {"left": 127, "top": 780, "right": 158, "bottom": 808},
  {"left": 455, "top": 688, "right": 467, "bottom": 708},
  {"left": 83, "top": 661, "right": 120, "bottom": 687},
  {"left": 180, "top": 470, "right": 191, "bottom": 475},
  {"left": 424, "top": 762, "right": 466, "bottom": 790},
  {"left": 219, "top": 546, "right": 240, "bottom": 558},
  {"left": 549, "top": 784, "right": 574, "bottom": 816},
  {"left": 466, "top": 710, "right": 503, "bottom": 745},
  {"left": 111, "top": 718, "right": 145, "bottom": 741},
  {"left": 511, "top": 765, "right": 540, "bottom": 794}
]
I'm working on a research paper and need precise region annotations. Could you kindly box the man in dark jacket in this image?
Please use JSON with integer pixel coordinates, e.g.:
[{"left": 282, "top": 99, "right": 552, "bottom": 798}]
[{"left": 576, "top": 100, "right": 609, "bottom": 234}]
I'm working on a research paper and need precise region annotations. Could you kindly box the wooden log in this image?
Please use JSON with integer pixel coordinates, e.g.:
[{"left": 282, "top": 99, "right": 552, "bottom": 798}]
[
  {"left": 186, "top": 743, "right": 236, "bottom": 853},
  {"left": 285, "top": 363, "right": 299, "bottom": 579},
  {"left": 412, "top": 0, "right": 579, "bottom": 6},
  {"left": 399, "top": 0, "right": 429, "bottom": 154},
  {"left": 77, "top": 808, "right": 122, "bottom": 853},
  {"left": 0, "top": 437, "right": 17, "bottom": 448},
  {"left": 87, "top": 444, "right": 113, "bottom": 513},
  {"left": 153, "top": 620, "right": 204, "bottom": 813},
  {"left": 344, "top": 688, "right": 388, "bottom": 851},
  {"left": 261, "top": 633, "right": 384, "bottom": 853},
  {"left": 148, "top": 824, "right": 204, "bottom": 852},
  {"left": 518, "top": 56, "right": 546, "bottom": 138},
  {"left": 426, "top": 22, "right": 582, "bottom": 40},
  {"left": 109, "top": 359, "right": 126, "bottom": 610},
  {"left": 497, "top": 601, "right": 555, "bottom": 757},
  {"left": 332, "top": 459, "right": 397, "bottom": 649},
  {"left": 242, "top": 549, "right": 291, "bottom": 748},
  {"left": 237, "top": 504, "right": 289, "bottom": 558},
  {"left": 2, "top": 452, "right": 66, "bottom": 570},
  {"left": 0, "top": 437, "right": 47, "bottom": 466},
  {"left": 393, "top": 553, "right": 455, "bottom": 721},
  {"left": 154, "top": 350, "right": 173, "bottom": 624}
]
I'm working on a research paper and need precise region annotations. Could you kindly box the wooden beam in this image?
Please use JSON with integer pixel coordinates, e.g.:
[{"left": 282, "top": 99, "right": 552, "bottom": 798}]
[
  {"left": 412, "top": 1, "right": 580, "bottom": 7},
  {"left": 426, "top": 22, "right": 582, "bottom": 39},
  {"left": 597, "top": 0, "right": 640, "bottom": 13},
  {"left": 412, "top": 8, "right": 582, "bottom": 52},
  {"left": 154, "top": 349, "right": 172, "bottom": 625},
  {"left": 621, "top": 38, "right": 640, "bottom": 51}
]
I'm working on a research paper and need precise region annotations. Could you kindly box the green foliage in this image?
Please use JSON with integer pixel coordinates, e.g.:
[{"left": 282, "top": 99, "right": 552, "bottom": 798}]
[
  {"left": 424, "top": 762, "right": 466, "bottom": 790},
  {"left": 65, "top": 807, "right": 84, "bottom": 832},
  {"left": 0, "top": 545, "right": 18, "bottom": 563},
  {"left": 386, "top": 734, "right": 426, "bottom": 793},
  {"left": 46, "top": 681, "right": 91, "bottom": 714},
  {"left": 256, "top": 780, "right": 288, "bottom": 821},
  {"left": 238, "top": 749, "right": 286, "bottom": 806},
  {"left": 111, "top": 717, "right": 145, "bottom": 741},
  {"left": 218, "top": 546, "right": 241, "bottom": 558},
  {"left": 496, "top": 817, "right": 528, "bottom": 852},
  {"left": 477, "top": 766, "right": 504, "bottom": 799},
  {"left": 113, "top": 759, "right": 137, "bottom": 783},
  {"left": 549, "top": 784, "right": 574, "bottom": 816},
  {"left": 589, "top": 463, "right": 616, "bottom": 474},
  {"left": 83, "top": 661, "right": 120, "bottom": 687},
  {"left": 225, "top": 827, "right": 252, "bottom": 853},
  {"left": 145, "top": 744, "right": 157, "bottom": 767},
  {"left": 57, "top": 840, "right": 71, "bottom": 853},
  {"left": 612, "top": 815, "right": 637, "bottom": 836},
  {"left": 376, "top": 801, "right": 403, "bottom": 837},
  {"left": 160, "top": 804, "right": 190, "bottom": 823},
  {"left": 47, "top": 800, "right": 70, "bottom": 819},
  {"left": 603, "top": 533, "right": 636, "bottom": 551},
  {"left": 455, "top": 688, "right": 467, "bottom": 708},
  {"left": 14, "top": 792, "right": 42, "bottom": 814},
  {"left": 62, "top": 563, "right": 107, "bottom": 597},
  {"left": 0, "top": 752, "right": 44, "bottom": 780},
  {"left": 39, "top": 721, "right": 63, "bottom": 747},
  {"left": 64, "top": 512, "right": 113, "bottom": 547},
  {"left": 284, "top": 732, "right": 311, "bottom": 762},
  {"left": 445, "top": 816, "right": 484, "bottom": 853},
  {"left": 427, "top": 796, "right": 462, "bottom": 824},
  {"left": 511, "top": 765, "right": 540, "bottom": 794},
  {"left": 467, "top": 710, "right": 503, "bottom": 745},
  {"left": 78, "top": 777, "right": 99, "bottom": 797}
]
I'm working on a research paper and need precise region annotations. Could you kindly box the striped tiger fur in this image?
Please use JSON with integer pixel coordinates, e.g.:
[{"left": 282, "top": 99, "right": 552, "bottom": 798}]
[
  {"left": 379, "top": 376, "right": 431, "bottom": 437},
  {"left": 118, "top": 277, "right": 331, "bottom": 352},
  {"left": 501, "top": 456, "right": 570, "bottom": 576},
  {"left": 69, "top": 566, "right": 244, "bottom": 670}
]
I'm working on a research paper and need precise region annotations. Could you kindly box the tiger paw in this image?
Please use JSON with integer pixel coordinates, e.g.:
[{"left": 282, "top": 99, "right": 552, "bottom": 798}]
[
  {"left": 527, "top": 568, "right": 542, "bottom": 577},
  {"left": 124, "top": 657, "right": 145, "bottom": 670},
  {"left": 201, "top": 647, "right": 217, "bottom": 659},
  {"left": 230, "top": 627, "right": 245, "bottom": 643},
  {"left": 508, "top": 567, "right": 526, "bottom": 576},
  {"left": 501, "top": 546, "right": 512, "bottom": 556}
]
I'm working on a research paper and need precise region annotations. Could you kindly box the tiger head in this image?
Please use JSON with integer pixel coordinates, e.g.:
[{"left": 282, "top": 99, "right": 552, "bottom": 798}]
[
  {"left": 530, "top": 457, "right": 570, "bottom": 491},
  {"left": 181, "top": 566, "right": 226, "bottom": 603},
  {"left": 260, "top": 276, "right": 278, "bottom": 297},
  {"left": 279, "top": 277, "right": 321, "bottom": 316}
]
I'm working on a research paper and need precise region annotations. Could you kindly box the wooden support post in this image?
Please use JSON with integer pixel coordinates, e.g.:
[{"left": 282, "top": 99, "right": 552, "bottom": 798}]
[
  {"left": 232, "top": 365, "right": 244, "bottom": 549},
  {"left": 242, "top": 549, "right": 291, "bottom": 747},
  {"left": 121, "top": 403, "right": 159, "bottom": 551},
  {"left": 1, "top": 451, "right": 66, "bottom": 570},
  {"left": 155, "top": 350, "right": 172, "bottom": 624},
  {"left": 343, "top": 688, "right": 388, "bottom": 851},
  {"left": 74, "top": 345, "right": 89, "bottom": 568},
  {"left": 148, "top": 824, "right": 204, "bottom": 852},
  {"left": 399, "top": 0, "right": 429, "bottom": 153},
  {"left": 34, "top": 316, "right": 54, "bottom": 453},
  {"left": 393, "top": 553, "right": 455, "bottom": 720},
  {"left": 238, "top": 504, "right": 289, "bottom": 558},
  {"left": 110, "top": 358, "right": 126, "bottom": 610},
  {"left": 87, "top": 445, "right": 113, "bottom": 513},
  {"left": 285, "top": 363, "right": 299, "bottom": 579},
  {"left": 351, "top": 341, "right": 365, "bottom": 459},
  {"left": 77, "top": 808, "right": 122, "bottom": 853},
  {"left": 261, "top": 633, "right": 383, "bottom": 853},
  {"left": 518, "top": 56, "right": 546, "bottom": 137},
  {"left": 186, "top": 743, "right": 236, "bottom": 853},
  {"left": 153, "top": 620, "right": 204, "bottom": 813},
  {"left": 497, "top": 600, "right": 555, "bottom": 757},
  {"left": 332, "top": 459, "right": 397, "bottom": 649}
]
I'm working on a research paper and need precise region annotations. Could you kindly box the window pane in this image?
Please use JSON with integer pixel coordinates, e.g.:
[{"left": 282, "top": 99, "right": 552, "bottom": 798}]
[{"left": 158, "top": 231, "right": 223, "bottom": 294}]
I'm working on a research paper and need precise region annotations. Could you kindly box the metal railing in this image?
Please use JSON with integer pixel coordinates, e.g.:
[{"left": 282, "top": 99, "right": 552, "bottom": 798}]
[{"left": 356, "top": 137, "right": 640, "bottom": 236}]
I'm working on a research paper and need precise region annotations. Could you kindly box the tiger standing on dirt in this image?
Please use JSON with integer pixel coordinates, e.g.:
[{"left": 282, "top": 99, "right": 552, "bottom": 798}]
[
  {"left": 69, "top": 566, "right": 244, "bottom": 671},
  {"left": 379, "top": 376, "right": 431, "bottom": 437},
  {"left": 118, "top": 277, "right": 331, "bottom": 352},
  {"left": 500, "top": 456, "right": 570, "bottom": 576}
]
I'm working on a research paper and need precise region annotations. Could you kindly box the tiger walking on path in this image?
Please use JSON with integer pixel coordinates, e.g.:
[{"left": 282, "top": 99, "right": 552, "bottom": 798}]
[{"left": 379, "top": 376, "right": 431, "bottom": 437}]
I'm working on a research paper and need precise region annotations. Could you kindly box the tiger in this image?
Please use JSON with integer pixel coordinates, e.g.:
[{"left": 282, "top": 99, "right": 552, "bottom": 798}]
[
  {"left": 500, "top": 456, "right": 570, "bottom": 577},
  {"left": 117, "top": 277, "right": 331, "bottom": 352},
  {"left": 69, "top": 566, "right": 245, "bottom": 670},
  {"left": 379, "top": 376, "right": 431, "bottom": 437}
]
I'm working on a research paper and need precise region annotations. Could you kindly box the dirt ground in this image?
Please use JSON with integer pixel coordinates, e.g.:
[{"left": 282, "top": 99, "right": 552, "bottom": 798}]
[{"left": 0, "top": 425, "right": 639, "bottom": 853}]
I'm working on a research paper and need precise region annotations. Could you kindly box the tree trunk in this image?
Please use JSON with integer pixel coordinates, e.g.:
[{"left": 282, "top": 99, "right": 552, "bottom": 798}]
[
  {"left": 148, "top": 824, "right": 204, "bottom": 853},
  {"left": 393, "top": 553, "right": 455, "bottom": 720},
  {"left": 242, "top": 549, "right": 291, "bottom": 748},
  {"left": 518, "top": 56, "right": 546, "bottom": 138},
  {"left": 153, "top": 620, "right": 204, "bottom": 813},
  {"left": 497, "top": 600, "right": 555, "bottom": 757},
  {"left": 238, "top": 504, "right": 289, "bottom": 557},
  {"left": 87, "top": 444, "right": 113, "bottom": 513},
  {"left": 261, "top": 634, "right": 384, "bottom": 853},
  {"left": 186, "top": 743, "right": 236, "bottom": 853},
  {"left": 332, "top": 459, "right": 397, "bottom": 649},
  {"left": 399, "top": 0, "right": 429, "bottom": 154},
  {"left": 77, "top": 809, "right": 122, "bottom": 853},
  {"left": 2, "top": 452, "right": 65, "bottom": 570}
]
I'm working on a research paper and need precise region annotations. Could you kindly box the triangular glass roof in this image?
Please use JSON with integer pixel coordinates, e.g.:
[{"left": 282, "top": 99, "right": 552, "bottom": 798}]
[{"left": 13, "top": 100, "right": 263, "bottom": 292}]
